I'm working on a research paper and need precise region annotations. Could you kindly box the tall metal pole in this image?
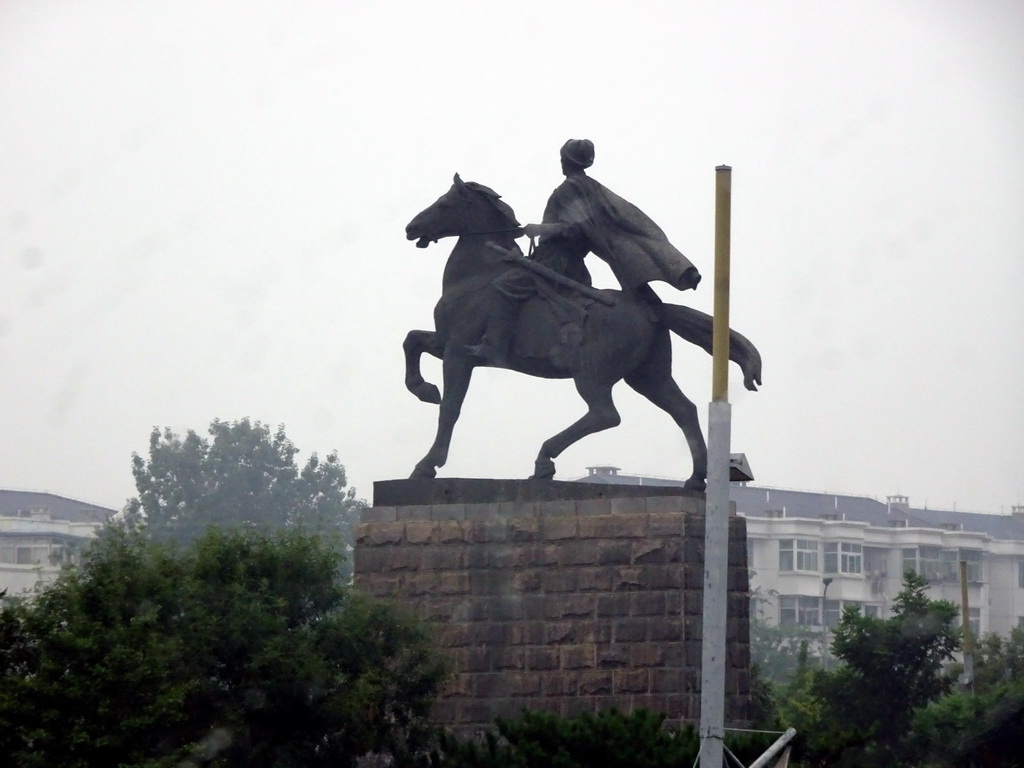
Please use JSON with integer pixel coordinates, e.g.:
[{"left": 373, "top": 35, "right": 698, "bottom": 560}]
[
  {"left": 699, "top": 165, "right": 732, "bottom": 767},
  {"left": 711, "top": 166, "right": 732, "bottom": 404},
  {"left": 959, "top": 560, "right": 974, "bottom": 691},
  {"left": 822, "top": 577, "right": 833, "bottom": 670}
]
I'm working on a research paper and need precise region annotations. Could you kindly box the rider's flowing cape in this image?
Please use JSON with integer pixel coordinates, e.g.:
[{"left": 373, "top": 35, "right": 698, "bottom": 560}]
[{"left": 559, "top": 175, "right": 699, "bottom": 293}]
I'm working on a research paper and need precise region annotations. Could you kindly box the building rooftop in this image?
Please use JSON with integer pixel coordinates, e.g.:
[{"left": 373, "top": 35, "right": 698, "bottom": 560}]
[
  {"left": 574, "top": 467, "right": 1024, "bottom": 542},
  {"left": 0, "top": 489, "right": 116, "bottom": 524}
]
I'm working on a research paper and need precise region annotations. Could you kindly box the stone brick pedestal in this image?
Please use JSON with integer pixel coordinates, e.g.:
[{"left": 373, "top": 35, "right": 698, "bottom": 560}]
[{"left": 354, "top": 479, "right": 750, "bottom": 734}]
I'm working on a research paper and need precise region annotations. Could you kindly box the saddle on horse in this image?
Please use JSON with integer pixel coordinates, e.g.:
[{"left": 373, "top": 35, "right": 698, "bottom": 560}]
[{"left": 468, "top": 244, "right": 610, "bottom": 368}]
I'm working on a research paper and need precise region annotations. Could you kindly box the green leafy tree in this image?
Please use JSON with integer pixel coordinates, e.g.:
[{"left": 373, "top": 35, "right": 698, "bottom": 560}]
[
  {"left": 125, "top": 419, "right": 365, "bottom": 577},
  {"left": 909, "top": 629, "right": 1024, "bottom": 767},
  {"left": 0, "top": 527, "right": 447, "bottom": 768},
  {"left": 780, "top": 571, "right": 960, "bottom": 767},
  {"left": 972, "top": 627, "right": 1024, "bottom": 693},
  {"left": 748, "top": 662, "right": 781, "bottom": 729},
  {"left": 749, "top": 618, "right": 828, "bottom": 684},
  {"left": 748, "top": 570, "right": 831, "bottom": 687},
  {"left": 911, "top": 680, "right": 1024, "bottom": 768}
]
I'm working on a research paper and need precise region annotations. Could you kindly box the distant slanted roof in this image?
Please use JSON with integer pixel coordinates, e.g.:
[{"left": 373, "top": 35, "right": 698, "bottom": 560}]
[
  {"left": 577, "top": 466, "right": 687, "bottom": 488},
  {"left": 729, "top": 484, "right": 1024, "bottom": 540},
  {"left": 731, "top": 484, "right": 905, "bottom": 526},
  {"left": 0, "top": 489, "right": 116, "bottom": 524},
  {"left": 572, "top": 469, "right": 1024, "bottom": 542},
  {"left": 900, "top": 506, "right": 1024, "bottom": 541}
]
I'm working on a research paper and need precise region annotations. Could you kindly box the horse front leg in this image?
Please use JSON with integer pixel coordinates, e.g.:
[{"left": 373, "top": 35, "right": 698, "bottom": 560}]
[
  {"left": 533, "top": 379, "right": 621, "bottom": 479},
  {"left": 411, "top": 350, "right": 475, "bottom": 479},
  {"left": 403, "top": 329, "right": 442, "bottom": 404}
]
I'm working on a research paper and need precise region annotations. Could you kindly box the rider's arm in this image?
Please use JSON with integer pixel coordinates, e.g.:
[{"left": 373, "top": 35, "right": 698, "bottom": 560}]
[{"left": 522, "top": 222, "right": 573, "bottom": 239}]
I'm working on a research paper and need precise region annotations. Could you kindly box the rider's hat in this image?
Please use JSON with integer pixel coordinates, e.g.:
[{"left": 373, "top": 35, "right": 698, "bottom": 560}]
[{"left": 560, "top": 139, "right": 595, "bottom": 170}]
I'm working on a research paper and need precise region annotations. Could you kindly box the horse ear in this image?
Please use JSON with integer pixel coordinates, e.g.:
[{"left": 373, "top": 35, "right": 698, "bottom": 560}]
[{"left": 453, "top": 173, "right": 465, "bottom": 188}]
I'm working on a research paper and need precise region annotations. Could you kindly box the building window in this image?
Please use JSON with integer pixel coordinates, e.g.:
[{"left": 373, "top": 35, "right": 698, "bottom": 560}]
[
  {"left": 940, "top": 549, "right": 958, "bottom": 581},
  {"left": 780, "top": 595, "right": 821, "bottom": 626},
  {"left": 843, "top": 545, "right": 863, "bottom": 574},
  {"left": 864, "top": 547, "right": 889, "bottom": 574},
  {"left": 0, "top": 538, "right": 54, "bottom": 566},
  {"left": 959, "top": 550, "right": 983, "bottom": 583},
  {"left": 863, "top": 605, "right": 881, "bottom": 619},
  {"left": 780, "top": 539, "right": 819, "bottom": 572},
  {"left": 1017, "top": 616, "right": 1024, "bottom": 630},
  {"left": 824, "top": 599, "right": 839, "bottom": 628},
  {"left": 823, "top": 599, "right": 862, "bottom": 628},
  {"left": 902, "top": 546, "right": 955, "bottom": 582},
  {"left": 1018, "top": 561, "right": 1024, "bottom": 589},
  {"left": 15, "top": 546, "right": 49, "bottom": 565},
  {"left": 825, "top": 542, "right": 863, "bottom": 574},
  {"left": 967, "top": 607, "right": 981, "bottom": 638},
  {"left": 956, "top": 608, "right": 982, "bottom": 637},
  {"left": 902, "top": 548, "right": 918, "bottom": 578}
]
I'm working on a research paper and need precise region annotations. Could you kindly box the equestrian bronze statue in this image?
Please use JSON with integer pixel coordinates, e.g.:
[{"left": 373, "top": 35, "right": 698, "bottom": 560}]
[{"left": 403, "top": 141, "right": 761, "bottom": 489}]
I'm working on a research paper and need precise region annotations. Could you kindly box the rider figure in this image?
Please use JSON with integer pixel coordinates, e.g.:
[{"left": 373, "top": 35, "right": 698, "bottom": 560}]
[{"left": 468, "top": 138, "right": 700, "bottom": 367}]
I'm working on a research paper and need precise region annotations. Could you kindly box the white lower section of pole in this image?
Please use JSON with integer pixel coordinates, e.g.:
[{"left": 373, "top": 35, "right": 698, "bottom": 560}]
[{"left": 699, "top": 400, "right": 732, "bottom": 767}]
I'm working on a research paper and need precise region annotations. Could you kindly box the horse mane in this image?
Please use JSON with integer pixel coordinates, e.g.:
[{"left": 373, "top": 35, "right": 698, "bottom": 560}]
[{"left": 465, "top": 181, "right": 520, "bottom": 228}]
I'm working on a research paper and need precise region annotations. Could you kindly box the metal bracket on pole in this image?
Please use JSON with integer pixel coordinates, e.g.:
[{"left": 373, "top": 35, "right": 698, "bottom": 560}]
[{"left": 748, "top": 728, "right": 797, "bottom": 768}]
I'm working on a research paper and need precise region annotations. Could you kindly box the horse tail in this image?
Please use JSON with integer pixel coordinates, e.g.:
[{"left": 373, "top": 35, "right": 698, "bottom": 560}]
[{"left": 655, "top": 303, "right": 763, "bottom": 392}]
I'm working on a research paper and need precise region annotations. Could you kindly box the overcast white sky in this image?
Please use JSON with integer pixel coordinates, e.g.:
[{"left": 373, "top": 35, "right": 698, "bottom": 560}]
[{"left": 2, "top": 1, "right": 1022, "bottom": 515}]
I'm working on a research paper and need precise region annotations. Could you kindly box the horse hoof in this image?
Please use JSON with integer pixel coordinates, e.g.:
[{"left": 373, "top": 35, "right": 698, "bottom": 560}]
[
  {"left": 683, "top": 476, "right": 707, "bottom": 493},
  {"left": 411, "top": 382, "right": 441, "bottom": 404},
  {"left": 531, "top": 458, "right": 556, "bottom": 480},
  {"left": 410, "top": 463, "right": 437, "bottom": 480}
]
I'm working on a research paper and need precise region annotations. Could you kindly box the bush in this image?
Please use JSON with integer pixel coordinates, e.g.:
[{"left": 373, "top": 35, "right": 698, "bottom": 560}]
[{"left": 426, "top": 708, "right": 778, "bottom": 768}]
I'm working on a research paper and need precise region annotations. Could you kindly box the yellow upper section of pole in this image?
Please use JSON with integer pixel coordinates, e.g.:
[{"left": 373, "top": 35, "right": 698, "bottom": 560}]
[{"left": 712, "top": 165, "right": 732, "bottom": 402}]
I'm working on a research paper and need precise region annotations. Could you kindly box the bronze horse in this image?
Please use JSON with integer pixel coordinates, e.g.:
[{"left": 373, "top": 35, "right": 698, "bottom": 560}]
[{"left": 403, "top": 174, "right": 761, "bottom": 489}]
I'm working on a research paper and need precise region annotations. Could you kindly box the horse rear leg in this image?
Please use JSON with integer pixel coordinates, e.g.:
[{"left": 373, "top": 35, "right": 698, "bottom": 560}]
[
  {"left": 404, "top": 329, "right": 443, "bottom": 404},
  {"left": 533, "top": 380, "right": 620, "bottom": 479},
  {"left": 411, "top": 351, "right": 474, "bottom": 479},
  {"left": 625, "top": 338, "right": 708, "bottom": 491}
]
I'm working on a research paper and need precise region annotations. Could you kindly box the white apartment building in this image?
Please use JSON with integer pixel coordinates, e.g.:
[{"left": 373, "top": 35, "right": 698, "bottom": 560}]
[
  {"left": 737, "top": 485, "right": 1024, "bottom": 637},
  {"left": 577, "top": 467, "right": 1024, "bottom": 638},
  {"left": 0, "top": 490, "right": 114, "bottom": 598}
]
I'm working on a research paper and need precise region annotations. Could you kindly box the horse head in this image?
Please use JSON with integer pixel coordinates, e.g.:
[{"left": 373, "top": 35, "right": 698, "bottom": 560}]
[{"left": 406, "top": 174, "right": 519, "bottom": 248}]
